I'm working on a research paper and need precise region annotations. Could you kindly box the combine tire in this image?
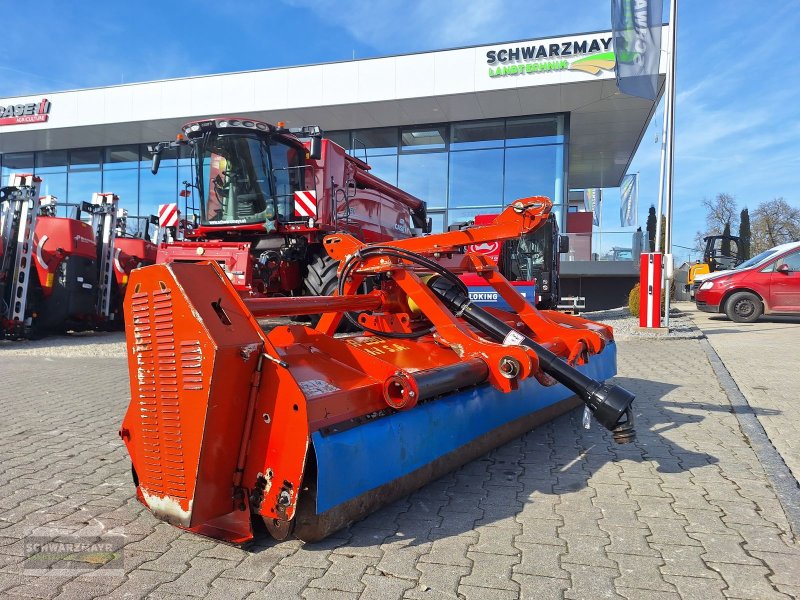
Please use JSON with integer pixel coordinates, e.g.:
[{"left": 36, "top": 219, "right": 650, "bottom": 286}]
[
  {"left": 303, "top": 253, "right": 340, "bottom": 297},
  {"left": 725, "top": 291, "right": 762, "bottom": 323}
]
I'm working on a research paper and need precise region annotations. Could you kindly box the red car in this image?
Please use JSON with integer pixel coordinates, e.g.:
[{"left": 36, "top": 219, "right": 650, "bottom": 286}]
[{"left": 696, "top": 241, "right": 800, "bottom": 322}]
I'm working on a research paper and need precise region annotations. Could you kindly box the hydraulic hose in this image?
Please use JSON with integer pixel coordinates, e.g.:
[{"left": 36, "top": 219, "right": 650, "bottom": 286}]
[{"left": 426, "top": 275, "right": 636, "bottom": 443}]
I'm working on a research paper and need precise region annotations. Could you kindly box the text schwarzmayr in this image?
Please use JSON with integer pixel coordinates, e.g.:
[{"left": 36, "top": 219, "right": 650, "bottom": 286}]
[{"left": 486, "top": 37, "right": 612, "bottom": 64}]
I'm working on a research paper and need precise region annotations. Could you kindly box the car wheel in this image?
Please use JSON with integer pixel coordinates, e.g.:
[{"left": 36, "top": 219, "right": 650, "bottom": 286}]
[{"left": 725, "top": 291, "right": 762, "bottom": 323}]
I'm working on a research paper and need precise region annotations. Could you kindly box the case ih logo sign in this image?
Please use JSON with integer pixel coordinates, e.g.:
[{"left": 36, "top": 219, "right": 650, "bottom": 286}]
[{"left": 0, "top": 98, "right": 51, "bottom": 126}]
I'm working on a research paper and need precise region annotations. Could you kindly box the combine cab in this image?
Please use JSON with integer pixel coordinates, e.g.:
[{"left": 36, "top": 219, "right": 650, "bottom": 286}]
[
  {"left": 119, "top": 196, "right": 635, "bottom": 544},
  {"left": 150, "top": 118, "right": 428, "bottom": 299}
]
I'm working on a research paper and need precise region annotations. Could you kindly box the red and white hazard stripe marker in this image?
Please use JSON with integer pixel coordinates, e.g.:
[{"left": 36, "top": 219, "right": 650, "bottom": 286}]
[
  {"left": 294, "top": 190, "right": 318, "bottom": 217},
  {"left": 639, "top": 252, "right": 662, "bottom": 328},
  {"left": 159, "top": 203, "right": 179, "bottom": 227}
]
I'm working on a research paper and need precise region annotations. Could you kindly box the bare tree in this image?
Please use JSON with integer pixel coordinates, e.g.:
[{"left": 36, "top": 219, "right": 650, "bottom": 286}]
[
  {"left": 701, "top": 193, "right": 738, "bottom": 236},
  {"left": 751, "top": 198, "right": 800, "bottom": 253}
]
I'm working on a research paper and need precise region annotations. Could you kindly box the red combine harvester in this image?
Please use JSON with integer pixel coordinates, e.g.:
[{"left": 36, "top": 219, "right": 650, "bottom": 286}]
[
  {"left": 119, "top": 196, "right": 635, "bottom": 544},
  {"left": 1, "top": 175, "right": 157, "bottom": 338},
  {"left": 149, "top": 118, "right": 428, "bottom": 299},
  {"left": 456, "top": 212, "right": 568, "bottom": 310}
]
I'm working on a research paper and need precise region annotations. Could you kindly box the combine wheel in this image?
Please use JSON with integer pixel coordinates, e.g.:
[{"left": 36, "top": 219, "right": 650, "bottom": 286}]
[
  {"left": 263, "top": 517, "right": 294, "bottom": 541},
  {"left": 303, "top": 252, "right": 339, "bottom": 297},
  {"left": 303, "top": 251, "right": 361, "bottom": 332},
  {"left": 725, "top": 291, "right": 762, "bottom": 323}
]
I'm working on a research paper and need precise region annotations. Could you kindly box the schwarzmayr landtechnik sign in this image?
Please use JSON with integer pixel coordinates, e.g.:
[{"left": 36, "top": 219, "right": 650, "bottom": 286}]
[{"left": 486, "top": 35, "right": 615, "bottom": 78}]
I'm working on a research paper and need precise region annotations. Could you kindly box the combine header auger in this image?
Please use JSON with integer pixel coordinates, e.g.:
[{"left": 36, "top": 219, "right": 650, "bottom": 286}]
[{"left": 120, "top": 196, "right": 635, "bottom": 545}]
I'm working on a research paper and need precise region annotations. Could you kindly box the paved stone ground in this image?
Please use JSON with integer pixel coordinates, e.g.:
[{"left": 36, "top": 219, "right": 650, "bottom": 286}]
[
  {"left": 688, "top": 307, "right": 800, "bottom": 485},
  {"left": 1, "top": 334, "right": 800, "bottom": 599}
]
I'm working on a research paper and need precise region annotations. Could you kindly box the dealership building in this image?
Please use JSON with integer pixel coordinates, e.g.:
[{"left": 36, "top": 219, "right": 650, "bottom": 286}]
[{"left": 0, "top": 27, "right": 665, "bottom": 305}]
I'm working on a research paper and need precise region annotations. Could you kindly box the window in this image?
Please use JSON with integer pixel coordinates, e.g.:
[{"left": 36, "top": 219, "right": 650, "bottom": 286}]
[
  {"left": 398, "top": 153, "right": 447, "bottom": 209},
  {"left": 68, "top": 170, "right": 102, "bottom": 204},
  {"left": 506, "top": 116, "right": 564, "bottom": 147},
  {"left": 777, "top": 252, "right": 800, "bottom": 272},
  {"left": 36, "top": 150, "right": 68, "bottom": 173},
  {"left": 139, "top": 167, "right": 177, "bottom": 220},
  {"left": 104, "top": 145, "right": 140, "bottom": 170},
  {"left": 451, "top": 121, "right": 504, "bottom": 150},
  {"left": 103, "top": 169, "right": 139, "bottom": 215},
  {"left": 69, "top": 149, "right": 102, "bottom": 171},
  {"left": 401, "top": 126, "right": 447, "bottom": 152},
  {"left": 325, "top": 131, "right": 351, "bottom": 152},
  {"left": 2, "top": 152, "right": 34, "bottom": 180},
  {"left": 352, "top": 128, "right": 397, "bottom": 159},
  {"left": 364, "top": 155, "right": 398, "bottom": 186},
  {"left": 428, "top": 212, "right": 446, "bottom": 233},
  {"left": 504, "top": 145, "right": 559, "bottom": 204},
  {"left": 448, "top": 149, "right": 503, "bottom": 208},
  {"left": 447, "top": 207, "right": 501, "bottom": 229}
]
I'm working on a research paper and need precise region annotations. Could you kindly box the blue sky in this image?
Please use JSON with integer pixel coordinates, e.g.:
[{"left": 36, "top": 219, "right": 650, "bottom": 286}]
[{"left": 1, "top": 0, "right": 798, "bottom": 262}]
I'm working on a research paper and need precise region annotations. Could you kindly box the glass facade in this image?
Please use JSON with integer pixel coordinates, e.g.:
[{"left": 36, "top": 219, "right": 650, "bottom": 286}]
[
  {"left": 0, "top": 114, "right": 567, "bottom": 229},
  {"left": 337, "top": 114, "right": 567, "bottom": 232},
  {"left": 0, "top": 144, "right": 188, "bottom": 219}
]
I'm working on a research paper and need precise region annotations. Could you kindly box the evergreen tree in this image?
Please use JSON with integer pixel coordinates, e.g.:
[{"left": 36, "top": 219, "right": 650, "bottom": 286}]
[
  {"left": 739, "top": 208, "right": 751, "bottom": 259},
  {"left": 646, "top": 206, "right": 657, "bottom": 252},
  {"left": 721, "top": 222, "right": 732, "bottom": 257},
  {"left": 659, "top": 214, "right": 667, "bottom": 253}
]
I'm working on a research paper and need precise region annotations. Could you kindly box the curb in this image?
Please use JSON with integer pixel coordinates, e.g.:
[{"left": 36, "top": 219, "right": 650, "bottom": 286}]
[{"left": 699, "top": 337, "right": 800, "bottom": 539}]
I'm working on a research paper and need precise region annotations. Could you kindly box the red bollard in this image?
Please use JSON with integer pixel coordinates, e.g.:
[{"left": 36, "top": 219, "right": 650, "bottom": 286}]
[{"left": 640, "top": 253, "right": 662, "bottom": 328}]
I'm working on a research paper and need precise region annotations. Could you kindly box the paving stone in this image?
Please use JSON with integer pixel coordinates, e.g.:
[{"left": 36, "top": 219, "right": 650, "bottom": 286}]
[
  {"left": 652, "top": 543, "right": 718, "bottom": 579},
  {"left": 460, "top": 550, "right": 519, "bottom": 591},
  {"left": 307, "top": 553, "right": 377, "bottom": 594},
  {"left": 459, "top": 583, "right": 519, "bottom": 599},
  {"left": 690, "top": 532, "right": 762, "bottom": 565},
  {"left": 96, "top": 568, "right": 178, "bottom": 599},
  {"left": 601, "top": 524, "right": 660, "bottom": 556},
  {"left": 661, "top": 574, "right": 727, "bottom": 600},
  {"left": 561, "top": 533, "right": 616, "bottom": 568},
  {"left": 751, "top": 550, "right": 800, "bottom": 586},
  {"left": 514, "top": 573, "right": 570, "bottom": 600},
  {"left": 403, "top": 563, "right": 470, "bottom": 600},
  {"left": 609, "top": 553, "right": 676, "bottom": 593},
  {"left": 376, "top": 539, "right": 431, "bottom": 580},
  {"left": 469, "top": 525, "right": 518, "bottom": 556},
  {"left": 204, "top": 577, "right": 264, "bottom": 600},
  {"left": 515, "top": 517, "right": 565, "bottom": 546},
  {"left": 217, "top": 546, "right": 293, "bottom": 582},
  {"left": 706, "top": 562, "right": 792, "bottom": 600},
  {"left": 639, "top": 516, "right": 700, "bottom": 547},
  {"left": 248, "top": 565, "right": 326, "bottom": 599},
  {"left": 149, "top": 556, "right": 231, "bottom": 597},
  {"left": 303, "top": 588, "right": 358, "bottom": 600},
  {"left": 514, "top": 542, "right": 568, "bottom": 579},
  {"left": 360, "top": 572, "right": 415, "bottom": 600},
  {"left": 419, "top": 532, "right": 476, "bottom": 567},
  {"left": 617, "top": 589, "right": 681, "bottom": 600},
  {"left": 562, "top": 563, "right": 624, "bottom": 600}
]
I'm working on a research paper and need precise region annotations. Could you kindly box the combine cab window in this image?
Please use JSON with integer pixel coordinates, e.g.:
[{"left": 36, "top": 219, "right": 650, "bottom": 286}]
[
  {"left": 270, "top": 141, "right": 303, "bottom": 221},
  {"left": 198, "top": 134, "right": 275, "bottom": 226}
]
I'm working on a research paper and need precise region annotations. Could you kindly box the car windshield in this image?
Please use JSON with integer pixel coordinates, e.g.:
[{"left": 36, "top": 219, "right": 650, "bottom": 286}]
[{"left": 735, "top": 249, "right": 779, "bottom": 270}]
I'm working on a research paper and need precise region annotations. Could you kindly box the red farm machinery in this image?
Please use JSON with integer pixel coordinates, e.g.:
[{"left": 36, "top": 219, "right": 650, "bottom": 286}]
[
  {"left": 455, "top": 212, "right": 569, "bottom": 310},
  {"left": 0, "top": 174, "right": 157, "bottom": 338},
  {"left": 119, "top": 195, "right": 635, "bottom": 545},
  {"left": 149, "top": 118, "right": 428, "bottom": 300}
]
